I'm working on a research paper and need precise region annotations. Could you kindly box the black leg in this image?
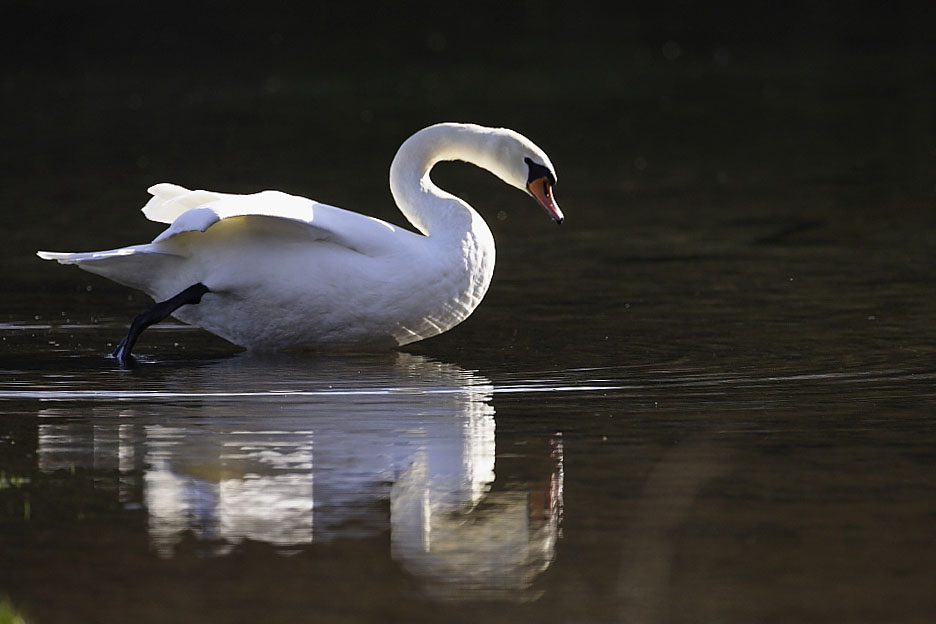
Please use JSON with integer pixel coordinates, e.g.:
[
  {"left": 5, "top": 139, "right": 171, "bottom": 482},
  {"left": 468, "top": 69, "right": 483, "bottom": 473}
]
[{"left": 112, "top": 283, "right": 210, "bottom": 362}]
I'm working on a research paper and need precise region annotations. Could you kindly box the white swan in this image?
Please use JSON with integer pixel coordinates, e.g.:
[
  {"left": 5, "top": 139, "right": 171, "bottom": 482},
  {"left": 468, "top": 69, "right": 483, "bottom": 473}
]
[{"left": 37, "top": 122, "right": 563, "bottom": 360}]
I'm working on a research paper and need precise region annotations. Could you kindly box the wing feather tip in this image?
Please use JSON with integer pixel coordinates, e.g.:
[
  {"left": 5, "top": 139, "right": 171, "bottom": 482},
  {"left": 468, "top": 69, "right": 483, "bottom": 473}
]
[
  {"left": 147, "top": 182, "right": 189, "bottom": 197},
  {"left": 37, "top": 250, "right": 79, "bottom": 264}
]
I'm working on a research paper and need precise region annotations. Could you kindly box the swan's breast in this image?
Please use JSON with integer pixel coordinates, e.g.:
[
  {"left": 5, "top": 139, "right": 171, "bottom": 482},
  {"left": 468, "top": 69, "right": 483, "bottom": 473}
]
[{"left": 389, "top": 222, "right": 495, "bottom": 346}]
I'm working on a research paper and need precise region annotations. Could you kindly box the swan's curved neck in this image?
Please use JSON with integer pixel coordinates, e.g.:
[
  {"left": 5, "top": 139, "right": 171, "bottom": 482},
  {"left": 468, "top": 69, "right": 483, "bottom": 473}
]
[{"left": 389, "top": 123, "right": 501, "bottom": 238}]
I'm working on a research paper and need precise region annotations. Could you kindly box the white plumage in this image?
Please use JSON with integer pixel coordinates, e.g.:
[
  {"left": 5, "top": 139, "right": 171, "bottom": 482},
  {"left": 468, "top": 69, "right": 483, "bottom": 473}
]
[{"left": 38, "top": 123, "right": 562, "bottom": 353}]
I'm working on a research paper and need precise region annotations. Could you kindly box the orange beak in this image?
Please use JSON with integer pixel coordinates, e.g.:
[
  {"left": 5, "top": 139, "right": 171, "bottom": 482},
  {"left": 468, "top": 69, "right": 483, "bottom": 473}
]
[{"left": 528, "top": 176, "right": 564, "bottom": 224}]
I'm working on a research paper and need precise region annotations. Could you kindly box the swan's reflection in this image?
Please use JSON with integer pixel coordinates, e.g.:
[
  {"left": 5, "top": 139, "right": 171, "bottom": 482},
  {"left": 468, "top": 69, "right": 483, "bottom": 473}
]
[
  {"left": 141, "top": 423, "right": 316, "bottom": 553},
  {"left": 36, "top": 352, "right": 562, "bottom": 599},
  {"left": 392, "top": 435, "right": 563, "bottom": 600}
]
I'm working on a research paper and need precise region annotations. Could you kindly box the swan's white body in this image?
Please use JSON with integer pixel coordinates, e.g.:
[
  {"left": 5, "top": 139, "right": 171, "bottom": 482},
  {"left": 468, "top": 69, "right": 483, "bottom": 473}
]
[{"left": 38, "top": 123, "right": 561, "bottom": 351}]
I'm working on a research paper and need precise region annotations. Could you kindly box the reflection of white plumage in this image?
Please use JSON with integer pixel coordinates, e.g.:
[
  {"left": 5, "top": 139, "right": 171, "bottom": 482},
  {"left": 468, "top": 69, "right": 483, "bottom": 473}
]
[
  {"left": 34, "top": 353, "right": 563, "bottom": 594},
  {"left": 37, "top": 123, "right": 562, "bottom": 358}
]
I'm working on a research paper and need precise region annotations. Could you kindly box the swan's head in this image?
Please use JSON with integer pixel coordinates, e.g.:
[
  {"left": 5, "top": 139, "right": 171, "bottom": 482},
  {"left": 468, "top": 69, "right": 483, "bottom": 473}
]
[{"left": 489, "top": 128, "right": 564, "bottom": 225}]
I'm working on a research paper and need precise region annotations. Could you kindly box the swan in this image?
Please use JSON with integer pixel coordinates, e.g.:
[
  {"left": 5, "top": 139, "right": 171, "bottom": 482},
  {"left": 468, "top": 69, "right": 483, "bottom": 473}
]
[{"left": 37, "top": 122, "right": 563, "bottom": 361}]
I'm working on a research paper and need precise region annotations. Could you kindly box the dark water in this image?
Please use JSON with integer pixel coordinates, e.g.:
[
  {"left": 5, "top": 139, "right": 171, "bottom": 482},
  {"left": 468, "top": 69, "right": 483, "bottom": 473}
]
[{"left": 2, "top": 5, "right": 936, "bottom": 623}]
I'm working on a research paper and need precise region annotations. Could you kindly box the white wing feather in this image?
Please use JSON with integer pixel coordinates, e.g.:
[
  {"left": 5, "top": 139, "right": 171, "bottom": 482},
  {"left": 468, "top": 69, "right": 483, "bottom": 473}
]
[
  {"left": 144, "top": 184, "right": 408, "bottom": 256},
  {"left": 37, "top": 184, "right": 417, "bottom": 300}
]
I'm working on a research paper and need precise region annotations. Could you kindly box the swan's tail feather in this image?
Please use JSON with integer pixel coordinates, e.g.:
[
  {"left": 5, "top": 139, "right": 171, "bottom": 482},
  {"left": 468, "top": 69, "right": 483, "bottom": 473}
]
[{"left": 37, "top": 246, "right": 185, "bottom": 296}]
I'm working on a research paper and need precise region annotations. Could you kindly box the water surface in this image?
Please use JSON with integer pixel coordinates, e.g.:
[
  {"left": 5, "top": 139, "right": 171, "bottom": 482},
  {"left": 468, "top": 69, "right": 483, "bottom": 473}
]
[{"left": 2, "top": 8, "right": 936, "bottom": 623}]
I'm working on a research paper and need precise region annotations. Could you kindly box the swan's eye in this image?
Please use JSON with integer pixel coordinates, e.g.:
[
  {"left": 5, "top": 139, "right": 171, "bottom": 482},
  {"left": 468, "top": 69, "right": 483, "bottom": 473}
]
[{"left": 525, "top": 157, "right": 556, "bottom": 186}]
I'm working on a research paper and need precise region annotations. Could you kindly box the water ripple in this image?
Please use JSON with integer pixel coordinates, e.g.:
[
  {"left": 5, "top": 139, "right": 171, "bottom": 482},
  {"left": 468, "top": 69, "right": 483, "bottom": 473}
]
[{"left": 2, "top": 366, "right": 934, "bottom": 402}]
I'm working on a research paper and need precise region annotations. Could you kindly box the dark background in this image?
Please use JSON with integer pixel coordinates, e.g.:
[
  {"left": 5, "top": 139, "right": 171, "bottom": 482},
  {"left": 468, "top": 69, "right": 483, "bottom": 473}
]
[{"left": 3, "top": 1, "right": 935, "bottom": 326}]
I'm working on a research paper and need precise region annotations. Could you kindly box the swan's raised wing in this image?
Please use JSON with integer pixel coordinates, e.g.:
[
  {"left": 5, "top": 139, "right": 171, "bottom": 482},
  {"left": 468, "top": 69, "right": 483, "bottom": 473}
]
[
  {"left": 145, "top": 183, "right": 411, "bottom": 256},
  {"left": 37, "top": 184, "right": 415, "bottom": 300}
]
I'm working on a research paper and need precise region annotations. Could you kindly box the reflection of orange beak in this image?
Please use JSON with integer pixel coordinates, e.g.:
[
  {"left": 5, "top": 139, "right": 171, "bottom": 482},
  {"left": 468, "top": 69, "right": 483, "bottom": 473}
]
[{"left": 528, "top": 177, "right": 564, "bottom": 224}]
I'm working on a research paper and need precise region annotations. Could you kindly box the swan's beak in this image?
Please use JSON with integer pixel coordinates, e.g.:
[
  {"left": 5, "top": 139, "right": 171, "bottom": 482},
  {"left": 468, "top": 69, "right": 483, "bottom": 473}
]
[{"left": 528, "top": 177, "right": 564, "bottom": 224}]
